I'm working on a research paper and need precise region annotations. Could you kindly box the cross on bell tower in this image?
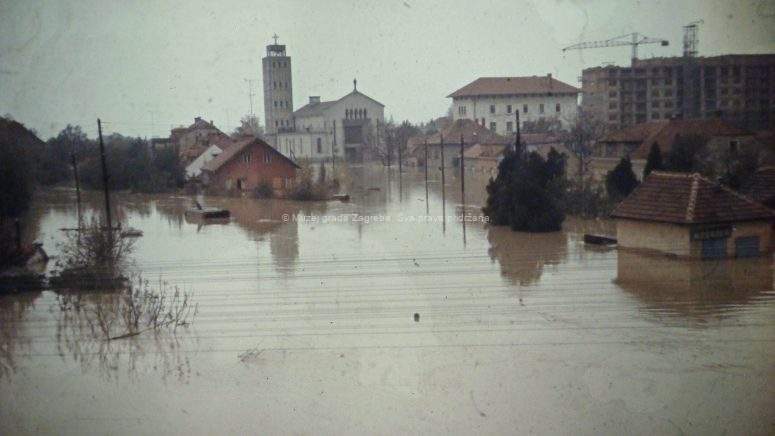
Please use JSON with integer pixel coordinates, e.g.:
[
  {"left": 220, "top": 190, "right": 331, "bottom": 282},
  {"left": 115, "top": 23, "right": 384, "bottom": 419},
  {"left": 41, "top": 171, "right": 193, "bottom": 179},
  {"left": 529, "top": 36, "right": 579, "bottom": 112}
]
[
  {"left": 272, "top": 33, "right": 279, "bottom": 45},
  {"left": 353, "top": 78, "right": 357, "bottom": 91}
]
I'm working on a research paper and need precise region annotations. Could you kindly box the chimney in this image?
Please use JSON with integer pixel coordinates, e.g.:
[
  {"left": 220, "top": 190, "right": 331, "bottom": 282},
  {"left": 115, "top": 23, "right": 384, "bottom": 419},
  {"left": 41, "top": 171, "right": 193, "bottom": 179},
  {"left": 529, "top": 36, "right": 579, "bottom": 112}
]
[
  {"left": 194, "top": 116, "right": 202, "bottom": 123},
  {"left": 309, "top": 96, "right": 320, "bottom": 105}
]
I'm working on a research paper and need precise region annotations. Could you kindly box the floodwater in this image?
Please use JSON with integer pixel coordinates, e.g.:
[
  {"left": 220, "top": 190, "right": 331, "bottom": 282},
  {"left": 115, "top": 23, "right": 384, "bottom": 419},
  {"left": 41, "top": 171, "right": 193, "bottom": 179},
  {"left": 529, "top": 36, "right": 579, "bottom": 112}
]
[{"left": 1, "top": 164, "right": 773, "bottom": 435}]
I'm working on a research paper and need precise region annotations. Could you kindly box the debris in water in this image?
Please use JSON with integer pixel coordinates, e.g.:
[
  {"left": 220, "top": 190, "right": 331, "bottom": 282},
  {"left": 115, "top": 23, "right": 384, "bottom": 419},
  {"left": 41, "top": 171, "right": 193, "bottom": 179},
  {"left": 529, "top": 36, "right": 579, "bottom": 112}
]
[{"left": 414, "top": 313, "right": 420, "bottom": 322}]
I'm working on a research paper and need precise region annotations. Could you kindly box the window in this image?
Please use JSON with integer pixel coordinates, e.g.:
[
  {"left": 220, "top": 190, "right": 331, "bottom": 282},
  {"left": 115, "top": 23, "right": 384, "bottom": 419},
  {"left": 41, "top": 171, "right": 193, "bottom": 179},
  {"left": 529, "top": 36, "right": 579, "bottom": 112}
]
[
  {"left": 489, "top": 105, "right": 495, "bottom": 114},
  {"left": 489, "top": 122, "right": 496, "bottom": 131},
  {"left": 729, "top": 140, "right": 739, "bottom": 152},
  {"left": 555, "top": 103, "right": 561, "bottom": 113},
  {"left": 507, "top": 105, "right": 512, "bottom": 114},
  {"left": 273, "top": 81, "right": 277, "bottom": 89},
  {"left": 274, "top": 101, "right": 278, "bottom": 108},
  {"left": 506, "top": 121, "right": 513, "bottom": 132},
  {"left": 263, "top": 152, "right": 272, "bottom": 163},
  {"left": 480, "top": 117, "right": 485, "bottom": 126},
  {"left": 458, "top": 106, "right": 467, "bottom": 116},
  {"left": 651, "top": 113, "right": 660, "bottom": 119},
  {"left": 523, "top": 104, "right": 528, "bottom": 113},
  {"left": 363, "top": 109, "right": 367, "bottom": 118},
  {"left": 316, "top": 138, "right": 322, "bottom": 153},
  {"left": 539, "top": 104, "right": 544, "bottom": 114},
  {"left": 243, "top": 151, "right": 252, "bottom": 164}
]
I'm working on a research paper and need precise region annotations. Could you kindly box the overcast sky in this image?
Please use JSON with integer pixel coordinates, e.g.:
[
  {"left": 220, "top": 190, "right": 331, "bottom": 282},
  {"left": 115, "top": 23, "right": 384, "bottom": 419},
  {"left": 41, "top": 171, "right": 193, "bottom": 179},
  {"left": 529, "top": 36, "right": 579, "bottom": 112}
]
[{"left": 1, "top": 0, "right": 773, "bottom": 139}]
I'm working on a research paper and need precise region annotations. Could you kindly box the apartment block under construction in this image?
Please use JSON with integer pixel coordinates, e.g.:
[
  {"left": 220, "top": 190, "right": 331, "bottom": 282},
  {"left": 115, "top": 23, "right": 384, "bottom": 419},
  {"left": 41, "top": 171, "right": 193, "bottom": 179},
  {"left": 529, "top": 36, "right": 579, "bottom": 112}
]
[{"left": 581, "top": 54, "right": 775, "bottom": 131}]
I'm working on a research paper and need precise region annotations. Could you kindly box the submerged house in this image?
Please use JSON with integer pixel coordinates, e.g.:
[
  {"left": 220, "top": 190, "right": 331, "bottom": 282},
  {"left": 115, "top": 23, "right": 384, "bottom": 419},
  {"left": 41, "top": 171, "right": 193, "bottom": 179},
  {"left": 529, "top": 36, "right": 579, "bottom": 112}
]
[
  {"left": 611, "top": 172, "right": 775, "bottom": 259},
  {"left": 201, "top": 137, "right": 299, "bottom": 196}
]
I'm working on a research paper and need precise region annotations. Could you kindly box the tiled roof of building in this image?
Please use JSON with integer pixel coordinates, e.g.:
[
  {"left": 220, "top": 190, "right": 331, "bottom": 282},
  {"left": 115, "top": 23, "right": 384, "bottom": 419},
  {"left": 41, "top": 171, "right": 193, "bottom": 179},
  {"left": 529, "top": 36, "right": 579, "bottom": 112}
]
[
  {"left": 742, "top": 167, "right": 775, "bottom": 207},
  {"left": 448, "top": 76, "right": 579, "bottom": 98},
  {"left": 463, "top": 143, "right": 508, "bottom": 160},
  {"left": 202, "top": 137, "right": 299, "bottom": 173},
  {"left": 0, "top": 118, "right": 44, "bottom": 147},
  {"left": 611, "top": 171, "right": 775, "bottom": 224},
  {"left": 424, "top": 119, "right": 511, "bottom": 145},
  {"left": 598, "top": 118, "right": 752, "bottom": 160}
]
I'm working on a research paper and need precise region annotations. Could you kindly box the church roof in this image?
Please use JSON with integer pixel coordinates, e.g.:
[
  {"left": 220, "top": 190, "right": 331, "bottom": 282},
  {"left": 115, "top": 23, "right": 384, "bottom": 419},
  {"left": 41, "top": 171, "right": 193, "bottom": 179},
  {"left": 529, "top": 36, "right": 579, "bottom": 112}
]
[{"left": 293, "top": 90, "right": 384, "bottom": 119}]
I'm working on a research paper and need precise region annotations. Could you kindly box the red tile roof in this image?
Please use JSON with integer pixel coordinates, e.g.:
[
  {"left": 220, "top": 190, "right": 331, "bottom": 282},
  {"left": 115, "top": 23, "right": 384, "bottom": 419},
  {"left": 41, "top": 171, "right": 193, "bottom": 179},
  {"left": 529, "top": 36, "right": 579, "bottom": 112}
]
[
  {"left": 448, "top": 76, "right": 579, "bottom": 98},
  {"left": 201, "top": 137, "right": 299, "bottom": 173},
  {"left": 598, "top": 119, "right": 753, "bottom": 160},
  {"left": 423, "top": 119, "right": 511, "bottom": 145},
  {"left": 742, "top": 167, "right": 775, "bottom": 207},
  {"left": 611, "top": 171, "right": 775, "bottom": 224}
]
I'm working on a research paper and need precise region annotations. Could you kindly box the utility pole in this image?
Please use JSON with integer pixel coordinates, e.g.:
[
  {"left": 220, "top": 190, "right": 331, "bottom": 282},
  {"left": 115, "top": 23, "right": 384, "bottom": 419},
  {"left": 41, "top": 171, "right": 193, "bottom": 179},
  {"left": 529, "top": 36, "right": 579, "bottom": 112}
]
[
  {"left": 460, "top": 133, "right": 465, "bottom": 206},
  {"left": 71, "top": 153, "right": 82, "bottom": 227},
  {"left": 97, "top": 119, "right": 113, "bottom": 236},
  {"left": 398, "top": 135, "right": 403, "bottom": 199},
  {"left": 424, "top": 139, "right": 429, "bottom": 214},
  {"left": 440, "top": 134, "right": 446, "bottom": 232},
  {"left": 515, "top": 111, "right": 521, "bottom": 155},
  {"left": 331, "top": 122, "right": 337, "bottom": 178}
]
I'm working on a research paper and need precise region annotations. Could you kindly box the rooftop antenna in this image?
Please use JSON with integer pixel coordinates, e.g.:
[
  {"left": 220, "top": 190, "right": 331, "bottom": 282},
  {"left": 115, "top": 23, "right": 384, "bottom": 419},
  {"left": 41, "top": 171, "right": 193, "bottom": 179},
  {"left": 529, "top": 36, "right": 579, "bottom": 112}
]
[
  {"left": 683, "top": 20, "right": 703, "bottom": 58},
  {"left": 243, "top": 79, "right": 256, "bottom": 116}
]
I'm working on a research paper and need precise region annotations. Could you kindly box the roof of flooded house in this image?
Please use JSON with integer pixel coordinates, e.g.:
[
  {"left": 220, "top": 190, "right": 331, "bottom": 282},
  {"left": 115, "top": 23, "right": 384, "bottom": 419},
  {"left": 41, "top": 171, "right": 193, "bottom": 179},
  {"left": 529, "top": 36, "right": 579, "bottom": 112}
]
[
  {"left": 463, "top": 143, "right": 508, "bottom": 159},
  {"left": 448, "top": 76, "right": 579, "bottom": 98},
  {"left": 598, "top": 118, "right": 753, "bottom": 160},
  {"left": 611, "top": 171, "right": 775, "bottom": 224},
  {"left": 423, "top": 119, "right": 511, "bottom": 146},
  {"left": 742, "top": 167, "right": 775, "bottom": 206},
  {"left": 201, "top": 137, "right": 299, "bottom": 172},
  {"left": 0, "top": 117, "right": 45, "bottom": 147}
]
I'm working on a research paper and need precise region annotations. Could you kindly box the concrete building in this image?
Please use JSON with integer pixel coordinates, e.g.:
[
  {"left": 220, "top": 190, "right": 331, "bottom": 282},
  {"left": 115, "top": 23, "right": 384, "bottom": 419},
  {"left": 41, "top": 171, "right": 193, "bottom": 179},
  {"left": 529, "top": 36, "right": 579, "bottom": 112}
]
[
  {"left": 168, "top": 117, "right": 232, "bottom": 165},
  {"left": 589, "top": 118, "right": 758, "bottom": 182},
  {"left": 611, "top": 172, "right": 775, "bottom": 259},
  {"left": 581, "top": 54, "right": 775, "bottom": 131},
  {"left": 448, "top": 75, "right": 580, "bottom": 135},
  {"left": 274, "top": 81, "right": 385, "bottom": 162},
  {"left": 415, "top": 119, "right": 511, "bottom": 170},
  {"left": 201, "top": 137, "right": 299, "bottom": 196},
  {"left": 262, "top": 37, "right": 294, "bottom": 136}
]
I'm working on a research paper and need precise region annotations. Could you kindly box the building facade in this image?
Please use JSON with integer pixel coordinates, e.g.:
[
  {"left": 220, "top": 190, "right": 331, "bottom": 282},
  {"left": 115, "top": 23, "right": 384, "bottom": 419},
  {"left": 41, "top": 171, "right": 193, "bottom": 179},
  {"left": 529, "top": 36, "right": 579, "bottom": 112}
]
[
  {"left": 448, "top": 75, "right": 580, "bottom": 135},
  {"left": 201, "top": 137, "right": 299, "bottom": 196},
  {"left": 274, "top": 82, "right": 385, "bottom": 162},
  {"left": 262, "top": 39, "right": 294, "bottom": 136},
  {"left": 581, "top": 54, "right": 775, "bottom": 131}
]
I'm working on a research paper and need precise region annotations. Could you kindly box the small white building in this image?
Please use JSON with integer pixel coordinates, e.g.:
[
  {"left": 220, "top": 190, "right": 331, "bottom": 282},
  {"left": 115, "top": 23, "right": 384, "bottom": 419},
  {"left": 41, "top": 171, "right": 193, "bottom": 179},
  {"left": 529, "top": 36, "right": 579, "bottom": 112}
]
[
  {"left": 185, "top": 144, "right": 223, "bottom": 179},
  {"left": 448, "top": 75, "right": 579, "bottom": 135},
  {"left": 272, "top": 81, "right": 385, "bottom": 162}
]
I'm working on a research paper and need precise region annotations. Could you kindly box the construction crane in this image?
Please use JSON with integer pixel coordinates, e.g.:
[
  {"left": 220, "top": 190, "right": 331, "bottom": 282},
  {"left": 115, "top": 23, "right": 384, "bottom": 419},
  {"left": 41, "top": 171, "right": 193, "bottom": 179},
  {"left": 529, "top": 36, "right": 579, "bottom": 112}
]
[
  {"left": 683, "top": 20, "right": 703, "bottom": 57},
  {"left": 562, "top": 32, "right": 669, "bottom": 62}
]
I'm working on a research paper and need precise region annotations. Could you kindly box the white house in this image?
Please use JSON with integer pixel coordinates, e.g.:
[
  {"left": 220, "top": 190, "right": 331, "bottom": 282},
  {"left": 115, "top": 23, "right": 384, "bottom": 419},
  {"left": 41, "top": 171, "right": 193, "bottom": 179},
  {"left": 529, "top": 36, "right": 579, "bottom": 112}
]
[
  {"left": 185, "top": 144, "right": 223, "bottom": 179},
  {"left": 273, "top": 80, "right": 385, "bottom": 162},
  {"left": 448, "top": 75, "right": 579, "bottom": 135}
]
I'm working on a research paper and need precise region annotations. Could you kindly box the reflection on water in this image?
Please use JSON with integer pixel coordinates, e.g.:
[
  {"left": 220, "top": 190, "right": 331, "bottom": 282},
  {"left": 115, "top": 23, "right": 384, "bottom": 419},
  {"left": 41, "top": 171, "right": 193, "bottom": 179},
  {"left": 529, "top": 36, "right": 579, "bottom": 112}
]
[
  {"left": 1, "top": 165, "right": 774, "bottom": 434},
  {"left": 616, "top": 250, "right": 774, "bottom": 323},
  {"left": 486, "top": 226, "right": 568, "bottom": 286}
]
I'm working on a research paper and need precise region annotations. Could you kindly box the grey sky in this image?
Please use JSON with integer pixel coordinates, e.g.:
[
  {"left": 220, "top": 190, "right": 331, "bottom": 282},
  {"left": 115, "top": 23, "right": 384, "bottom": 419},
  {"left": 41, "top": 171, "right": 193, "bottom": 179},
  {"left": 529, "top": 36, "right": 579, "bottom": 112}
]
[{"left": 1, "top": 0, "right": 773, "bottom": 139}]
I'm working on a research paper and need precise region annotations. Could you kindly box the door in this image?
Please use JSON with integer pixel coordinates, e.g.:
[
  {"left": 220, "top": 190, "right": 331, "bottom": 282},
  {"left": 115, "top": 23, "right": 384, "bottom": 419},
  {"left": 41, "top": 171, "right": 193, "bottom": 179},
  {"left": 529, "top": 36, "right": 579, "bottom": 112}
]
[
  {"left": 701, "top": 238, "right": 727, "bottom": 260},
  {"left": 735, "top": 236, "right": 760, "bottom": 258}
]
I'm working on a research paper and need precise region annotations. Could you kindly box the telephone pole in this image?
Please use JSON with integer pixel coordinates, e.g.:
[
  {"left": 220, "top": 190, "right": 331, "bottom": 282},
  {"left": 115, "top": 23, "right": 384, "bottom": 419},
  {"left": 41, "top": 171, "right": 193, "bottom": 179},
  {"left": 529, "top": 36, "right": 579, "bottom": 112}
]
[
  {"left": 97, "top": 119, "right": 113, "bottom": 235},
  {"left": 424, "top": 139, "right": 429, "bottom": 214},
  {"left": 71, "top": 153, "right": 82, "bottom": 227}
]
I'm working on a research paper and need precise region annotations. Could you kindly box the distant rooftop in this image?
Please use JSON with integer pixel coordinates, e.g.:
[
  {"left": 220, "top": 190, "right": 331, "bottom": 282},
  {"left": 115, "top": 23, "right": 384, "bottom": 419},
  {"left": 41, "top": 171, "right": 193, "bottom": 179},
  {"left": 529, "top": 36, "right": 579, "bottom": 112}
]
[{"left": 448, "top": 75, "right": 579, "bottom": 98}]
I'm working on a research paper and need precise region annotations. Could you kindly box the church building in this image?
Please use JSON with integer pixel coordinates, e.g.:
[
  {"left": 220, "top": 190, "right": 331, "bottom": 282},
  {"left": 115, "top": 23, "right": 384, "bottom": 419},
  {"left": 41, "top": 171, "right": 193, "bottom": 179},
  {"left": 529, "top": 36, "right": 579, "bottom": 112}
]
[{"left": 261, "top": 37, "right": 385, "bottom": 162}]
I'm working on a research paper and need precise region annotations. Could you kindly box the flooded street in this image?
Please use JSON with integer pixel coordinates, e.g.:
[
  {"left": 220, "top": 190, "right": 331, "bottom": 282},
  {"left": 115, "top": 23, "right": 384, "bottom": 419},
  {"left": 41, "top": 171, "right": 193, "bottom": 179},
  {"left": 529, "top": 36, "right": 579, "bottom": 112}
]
[{"left": 1, "top": 165, "right": 774, "bottom": 435}]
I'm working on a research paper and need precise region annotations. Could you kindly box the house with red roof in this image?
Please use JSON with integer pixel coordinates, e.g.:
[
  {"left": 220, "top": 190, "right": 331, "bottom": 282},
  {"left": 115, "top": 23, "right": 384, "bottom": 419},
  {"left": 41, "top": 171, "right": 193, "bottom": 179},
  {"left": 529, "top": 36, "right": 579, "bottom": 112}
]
[
  {"left": 611, "top": 172, "right": 775, "bottom": 259},
  {"left": 201, "top": 137, "right": 299, "bottom": 196},
  {"left": 589, "top": 118, "right": 760, "bottom": 182}
]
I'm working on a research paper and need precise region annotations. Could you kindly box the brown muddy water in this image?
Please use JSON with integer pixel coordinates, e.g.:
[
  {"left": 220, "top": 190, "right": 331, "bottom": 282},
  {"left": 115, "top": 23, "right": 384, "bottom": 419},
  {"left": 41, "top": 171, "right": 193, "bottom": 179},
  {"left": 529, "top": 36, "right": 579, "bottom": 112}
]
[{"left": 1, "top": 165, "right": 773, "bottom": 435}]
